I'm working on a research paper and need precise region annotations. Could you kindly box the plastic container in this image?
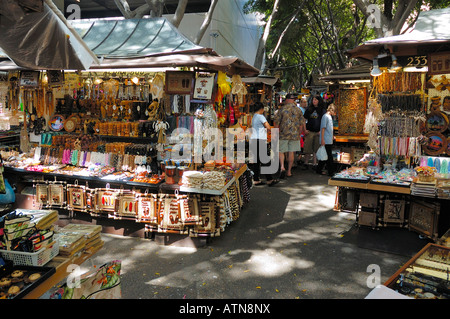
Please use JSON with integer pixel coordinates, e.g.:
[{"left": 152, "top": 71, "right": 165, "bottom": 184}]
[{"left": 0, "top": 237, "right": 59, "bottom": 266}]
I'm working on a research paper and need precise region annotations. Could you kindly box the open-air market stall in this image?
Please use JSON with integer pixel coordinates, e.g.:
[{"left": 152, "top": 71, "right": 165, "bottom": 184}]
[
  {"left": 241, "top": 75, "right": 281, "bottom": 124},
  {"left": 365, "top": 242, "right": 450, "bottom": 299},
  {"left": 0, "top": 16, "right": 260, "bottom": 249},
  {"left": 329, "top": 9, "right": 450, "bottom": 299},
  {"left": 320, "top": 62, "right": 372, "bottom": 166},
  {"left": 330, "top": 8, "right": 450, "bottom": 255}
]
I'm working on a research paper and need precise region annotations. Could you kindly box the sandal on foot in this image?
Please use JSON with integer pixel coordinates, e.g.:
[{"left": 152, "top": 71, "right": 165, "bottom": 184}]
[{"left": 268, "top": 180, "right": 279, "bottom": 187}]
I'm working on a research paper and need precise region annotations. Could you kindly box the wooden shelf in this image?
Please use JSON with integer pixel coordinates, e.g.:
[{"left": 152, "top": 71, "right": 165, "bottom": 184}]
[
  {"left": 328, "top": 178, "right": 369, "bottom": 189},
  {"left": 384, "top": 243, "right": 449, "bottom": 287},
  {"left": 367, "top": 182, "right": 411, "bottom": 194},
  {"left": 329, "top": 178, "right": 411, "bottom": 195},
  {"left": 334, "top": 134, "right": 368, "bottom": 143}
]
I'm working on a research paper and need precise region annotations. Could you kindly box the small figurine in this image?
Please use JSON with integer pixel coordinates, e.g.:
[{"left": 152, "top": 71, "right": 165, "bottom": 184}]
[{"left": 147, "top": 99, "right": 159, "bottom": 121}]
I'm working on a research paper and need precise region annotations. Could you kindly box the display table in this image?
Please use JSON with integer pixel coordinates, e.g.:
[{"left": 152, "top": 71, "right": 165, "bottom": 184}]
[
  {"left": 328, "top": 178, "right": 369, "bottom": 190},
  {"left": 366, "top": 181, "right": 411, "bottom": 194},
  {"left": 3, "top": 166, "right": 161, "bottom": 191},
  {"left": 3, "top": 164, "right": 248, "bottom": 194},
  {"left": 21, "top": 244, "right": 103, "bottom": 299},
  {"left": 383, "top": 243, "right": 450, "bottom": 299},
  {"left": 328, "top": 177, "right": 449, "bottom": 241},
  {"left": 3, "top": 165, "right": 251, "bottom": 241},
  {"left": 328, "top": 178, "right": 411, "bottom": 194}
]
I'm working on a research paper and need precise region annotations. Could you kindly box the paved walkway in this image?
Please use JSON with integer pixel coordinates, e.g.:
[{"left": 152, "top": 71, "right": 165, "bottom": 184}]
[{"left": 78, "top": 167, "right": 414, "bottom": 300}]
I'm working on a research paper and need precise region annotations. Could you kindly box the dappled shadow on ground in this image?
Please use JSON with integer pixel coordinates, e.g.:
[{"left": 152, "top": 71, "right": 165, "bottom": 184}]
[{"left": 86, "top": 170, "right": 411, "bottom": 299}]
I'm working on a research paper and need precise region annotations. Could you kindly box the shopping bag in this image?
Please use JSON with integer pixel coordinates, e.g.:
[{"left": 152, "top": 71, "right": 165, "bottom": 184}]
[
  {"left": 0, "top": 160, "right": 5, "bottom": 194},
  {"left": 3, "top": 212, "right": 36, "bottom": 250},
  {"left": 51, "top": 260, "right": 122, "bottom": 299},
  {"left": 316, "top": 145, "right": 328, "bottom": 161},
  {"left": 0, "top": 172, "right": 5, "bottom": 194},
  {"left": 0, "top": 179, "right": 15, "bottom": 204}
]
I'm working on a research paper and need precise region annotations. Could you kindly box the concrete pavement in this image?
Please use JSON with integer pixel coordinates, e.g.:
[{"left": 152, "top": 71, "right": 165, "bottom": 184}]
[{"left": 76, "top": 167, "right": 417, "bottom": 300}]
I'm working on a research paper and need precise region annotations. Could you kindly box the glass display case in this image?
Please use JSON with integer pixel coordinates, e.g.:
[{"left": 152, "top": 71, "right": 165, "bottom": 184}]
[{"left": 385, "top": 243, "right": 450, "bottom": 299}]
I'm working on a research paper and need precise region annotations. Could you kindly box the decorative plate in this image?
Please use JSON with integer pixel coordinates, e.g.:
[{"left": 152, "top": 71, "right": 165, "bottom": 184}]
[
  {"left": 64, "top": 118, "right": 76, "bottom": 132},
  {"left": 423, "top": 132, "right": 447, "bottom": 156},
  {"left": 425, "top": 111, "right": 449, "bottom": 133},
  {"left": 67, "top": 114, "right": 81, "bottom": 125},
  {"left": 49, "top": 114, "right": 65, "bottom": 131},
  {"left": 447, "top": 137, "right": 450, "bottom": 156}
]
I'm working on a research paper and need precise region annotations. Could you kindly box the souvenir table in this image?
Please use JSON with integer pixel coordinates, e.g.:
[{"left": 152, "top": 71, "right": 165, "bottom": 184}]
[
  {"left": 3, "top": 163, "right": 250, "bottom": 240},
  {"left": 0, "top": 208, "right": 104, "bottom": 299},
  {"left": 329, "top": 167, "right": 412, "bottom": 194},
  {"left": 20, "top": 242, "right": 103, "bottom": 299},
  {"left": 329, "top": 165, "right": 450, "bottom": 240},
  {"left": 384, "top": 243, "right": 450, "bottom": 299}
]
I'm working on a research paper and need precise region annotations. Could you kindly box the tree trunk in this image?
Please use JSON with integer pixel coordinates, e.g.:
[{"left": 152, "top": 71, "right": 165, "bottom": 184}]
[
  {"left": 113, "top": 0, "right": 134, "bottom": 18},
  {"left": 145, "top": 0, "right": 164, "bottom": 18},
  {"left": 353, "top": 0, "right": 418, "bottom": 37},
  {"left": 391, "top": 0, "right": 418, "bottom": 35},
  {"left": 254, "top": 0, "right": 281, "bottom": 71},
  {"left": 325, "top": 1, "right": 346, "bottom": 69},
  {"left": 170, "top": 0, "right": 188, "bottom": 28},
  {"left": 269, "top": 2, "right": 305, "bottom": 61},
  {"left": 113, "top": 0, "right": 165, "bottom": 19},
  {"left": 194, "top": 0, "right": 219, "bottom": 45}
]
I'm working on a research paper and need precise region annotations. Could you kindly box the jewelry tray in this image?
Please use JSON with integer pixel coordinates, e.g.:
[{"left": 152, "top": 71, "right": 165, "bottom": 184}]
[{"left": 0, "top": 260, "right": 56, "bottom": 299}]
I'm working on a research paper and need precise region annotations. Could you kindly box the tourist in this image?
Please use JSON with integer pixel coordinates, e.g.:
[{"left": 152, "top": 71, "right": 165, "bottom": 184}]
[
  {"left": 249, "top": 102, "right": 279, "bottom": 186},
  {"left": 316, "top": 103, "right": 337, "bottom": 176},
  {"left": 274, "top": 93, "right": 306, "bottom": 178},
  {"left": 303, "top": 94, "right": 326, "bottom": 169}
]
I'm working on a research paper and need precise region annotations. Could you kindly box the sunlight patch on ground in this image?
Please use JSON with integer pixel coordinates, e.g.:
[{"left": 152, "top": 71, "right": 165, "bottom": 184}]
[
  {"left": 283, "top": 189, "right": 336, "bottom": 217},
  {"left": 238, "top": 248, "right": 314, "bottom": 277},
  {"left": 92, "top": 234, "right": 197, "bottom": 275},
  {"left": 329, "top": 211, "right": 356, "bottom": 223},
  {"left": 269, "top": 228, "right": 328, "bottom": 245},
  {"left": 144, "top": 248, "right": 315, "bottom": 289},
  {"left": 145, "top": 260, "right": 217, "bottom": 288}
]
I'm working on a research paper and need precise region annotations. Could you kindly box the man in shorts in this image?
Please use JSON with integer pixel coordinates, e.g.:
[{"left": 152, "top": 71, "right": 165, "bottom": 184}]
[{"left": 274, "top": 93, "right": 306, "bottom": 178}]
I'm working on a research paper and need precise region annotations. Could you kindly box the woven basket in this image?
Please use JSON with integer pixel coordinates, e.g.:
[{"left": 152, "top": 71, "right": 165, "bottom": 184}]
[{"left": 418, "top": 172, "right": 435, "bottom": 183}]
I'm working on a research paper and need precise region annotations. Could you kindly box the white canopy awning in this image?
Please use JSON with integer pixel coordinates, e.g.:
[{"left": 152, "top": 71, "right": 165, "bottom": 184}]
[
  {"left": 348, "top": 8, "right": 450, "bottom": 61},
  {"left": 0, "top": 9, "right": 259, "bottom": 76},
  {"left": 365, "top": 8, "right": 450, "bottom": 45},
  {"left": 0, "top": 0, "right": 99, "bottom": 70}
]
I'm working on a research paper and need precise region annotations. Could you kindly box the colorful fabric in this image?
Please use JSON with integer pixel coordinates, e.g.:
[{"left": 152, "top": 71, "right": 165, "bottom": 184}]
[
  {"left": 274, "top": 103, "right": 305, "bottom": 140},
  {"left": 51, "top": 260, "right": 122, "bottom": 299}
]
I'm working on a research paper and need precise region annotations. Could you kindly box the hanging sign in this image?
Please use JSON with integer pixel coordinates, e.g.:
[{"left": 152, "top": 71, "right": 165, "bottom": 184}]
[
  {"left": 19, "top": 71, "right": 39, "bottom": 87},
  {"left": 47, "top": 70, "right": 64, "bottom": 86},
  {"left": 193, "top": 72, "right": 216, "bottom": 102},
  {"left": 428, "top": 51, "right": 450, "bottom": 75},
  {"left": 165, "top": 71, "right": 194, "bottom": 94},
  {"left": 403, "top": 55, "right": 428, "bottom": 68}
]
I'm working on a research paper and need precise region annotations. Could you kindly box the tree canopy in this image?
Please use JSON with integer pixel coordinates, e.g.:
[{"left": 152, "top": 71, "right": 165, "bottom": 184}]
[{"left": 244, "top": 0, "right": 450, "bottom": 91}]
